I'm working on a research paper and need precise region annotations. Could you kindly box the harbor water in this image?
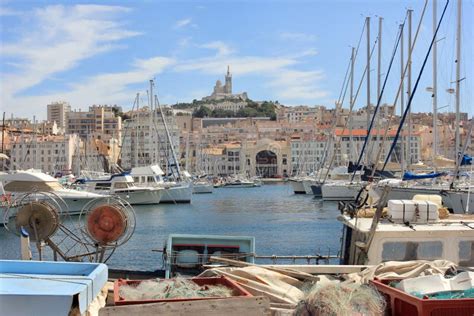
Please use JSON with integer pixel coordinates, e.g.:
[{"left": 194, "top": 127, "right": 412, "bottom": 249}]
[{"left": 0, "top": 183, "right": 343, "bottom": 270}]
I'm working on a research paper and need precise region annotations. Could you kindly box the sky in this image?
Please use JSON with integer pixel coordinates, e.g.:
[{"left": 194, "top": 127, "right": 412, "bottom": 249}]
[{"left": 0, "top": 0, "right": 472, "bottom": 120}]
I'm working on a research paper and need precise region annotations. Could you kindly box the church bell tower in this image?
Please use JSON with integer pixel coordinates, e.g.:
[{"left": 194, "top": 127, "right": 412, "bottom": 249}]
[{"left": 224, "top": 65, "right": 232, "bottom": 94}]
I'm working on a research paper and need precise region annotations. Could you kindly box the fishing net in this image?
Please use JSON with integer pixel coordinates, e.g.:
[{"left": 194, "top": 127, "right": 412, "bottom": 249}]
[
  {"left": 119, "top": 277, "right": 234, "bottom": 301},
  {"left": 294, "top": 283, "right": 386, "bottom": 316}
]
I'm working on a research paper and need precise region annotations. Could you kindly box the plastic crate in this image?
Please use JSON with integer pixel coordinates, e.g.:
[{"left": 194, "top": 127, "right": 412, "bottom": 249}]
[
  {"left": 371, "top": 278, "right": 474, "bottom": 316},
  {"left": 114, "top": 275, "right": 252, "bottom": 306}
]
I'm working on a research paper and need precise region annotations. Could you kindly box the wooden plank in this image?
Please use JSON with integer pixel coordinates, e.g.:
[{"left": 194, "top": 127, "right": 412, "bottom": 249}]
[
  {"left": 99, "top": 296, "right": 270, "bottom": 316},
  {"left": 209, "top": 256, "right": 319, "bottom": 282},
  {"left": 262, "top": 264, "right": 371, "bottom": 274}
]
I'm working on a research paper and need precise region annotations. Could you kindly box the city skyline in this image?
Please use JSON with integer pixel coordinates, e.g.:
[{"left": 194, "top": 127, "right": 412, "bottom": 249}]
[{"left": 1, "top": 0, "right": 472, "bottom": 119}]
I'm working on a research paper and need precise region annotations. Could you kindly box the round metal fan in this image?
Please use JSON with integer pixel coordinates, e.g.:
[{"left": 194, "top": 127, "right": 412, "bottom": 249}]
[
  {"left": 4, "top": 191, "right": 68, "bottom": 241},
  {"left": 5, "top": 191, "right": 135, "bottom": 263},
  {"left": 79, "top": 196, "right": 136, "bottom": 248}
]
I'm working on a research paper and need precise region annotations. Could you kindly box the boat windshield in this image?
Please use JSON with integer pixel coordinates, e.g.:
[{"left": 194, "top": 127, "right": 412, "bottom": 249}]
[
  {"left": 4, "top": 181, "right": 63, "bottom": 192},
  {"left": 113, "top": 182, "right": 130, "bottom": 189}
]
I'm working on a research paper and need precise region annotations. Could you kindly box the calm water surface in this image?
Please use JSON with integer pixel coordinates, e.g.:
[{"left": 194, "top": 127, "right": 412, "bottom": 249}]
[{"left": 0, "top": 183, "right": 343, "bottom": 270}]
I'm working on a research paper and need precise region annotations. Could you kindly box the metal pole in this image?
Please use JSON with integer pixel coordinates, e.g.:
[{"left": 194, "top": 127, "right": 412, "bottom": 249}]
[
  {"left": 455, "top": 0, "right": 461, "bottom": 163},
  {"left": 407, "top": 9, "right": 413, "bottom": 168},
  {"left": 400, "top": 24, "right": 405, "bottom": 174},
  {"left": 350, "top": 47, "right": 355, "bottom": 162},
  {"left": 366, "top": 16, "right": 371, "bottom": 167},
  {"left": 375, "top": 16, "right": 382, "bottom": 164},
  {"left": 1, "top": 112, "right": 5, "bottom": 153},
  {"left": 135, "top": 93, "right": 139, "bottom": 167},
  {"left": 432, "top": 0, "right": 438, "bottom": 166}
]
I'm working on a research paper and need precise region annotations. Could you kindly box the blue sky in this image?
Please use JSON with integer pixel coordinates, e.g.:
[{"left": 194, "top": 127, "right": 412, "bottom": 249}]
[{"left": 0, "top": 0, "right": 472, "bottom": 119}]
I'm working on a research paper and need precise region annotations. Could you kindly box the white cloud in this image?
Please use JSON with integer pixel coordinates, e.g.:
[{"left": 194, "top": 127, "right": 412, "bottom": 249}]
[
  {"left": 280, "top": 32, "right": 317, "bottom": 42},
  {"left": 268, "top": 70, "right": 328, "bottom": 100},
  {"left": 5, "top": 56, "right": 175, "bottom": 117},
  {"left": 174, "top": 18, "right": 193, "bottom": 29},
  {"left": 1, "top": 4, "right": 141, "bottom": 116},
  {"left": 0, "top": 7, "right": 21, "bottom": 16},
  {"left": 199, "top": 41, "right": 234, "bottom": 56}
]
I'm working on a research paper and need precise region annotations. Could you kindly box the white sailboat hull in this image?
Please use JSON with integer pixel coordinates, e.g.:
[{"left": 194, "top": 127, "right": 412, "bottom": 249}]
[
  {"left": 302, "top": 180, "right": 315, "bottom": 195},
  {"left": 193, "top": 183, "right": 213, "bottom": 194},
  {"left": 113, "top": 188, "right": 162, "bottom": 205},
  {"left": 160, "top": 183, "right": 193, "bottom": 203},
  {"left": 289, "top": 180, "right": 305, "bottom": 194},
  {"left": 322, "top": 182, "right": 363, "bottom": 201}
]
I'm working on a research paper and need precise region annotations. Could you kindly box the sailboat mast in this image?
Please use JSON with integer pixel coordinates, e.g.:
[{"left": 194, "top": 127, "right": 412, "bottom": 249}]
[
  {"left": 400, "top": 24, "right": 405, "bottom": 174},
  {"left": 455, "top": 0, "right": 461, "bottom": 160},
  {"left": 155, "top": 94, "right": 181, "bottom": 178},
  {"left": 365, "top": 16, "right": 371, "bottom": 167},
  {"left": 135, "top": 93, "right": 140, "bottom": 167},
  {"left": 349, "top": 46, "right": 355, "bottom": 162},
  {"left": 407, "top": 9, "right": 413, "bottom": 167},
  {"left": 375, "top": 16, "right": 383, "bottom": 163},
  {"left": 432, "top": 0, "right": 438, "bottom": 165}
]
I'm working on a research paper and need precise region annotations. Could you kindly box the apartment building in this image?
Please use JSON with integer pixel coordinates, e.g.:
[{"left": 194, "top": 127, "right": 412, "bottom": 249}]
[
  {"left": 9, "top": 134, "right": 79, "bottom": 175},
  {"left": 67, "top": 105, "right": 121, "bottom": 140}
]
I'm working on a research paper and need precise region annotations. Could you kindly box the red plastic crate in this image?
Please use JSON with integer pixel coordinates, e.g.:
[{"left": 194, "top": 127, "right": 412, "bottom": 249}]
[
  {"left": 114, "top": 275, "right": 252, "bottom": 306},
  {"left": 370, "top": 278, "right": 474, "bottom": 316}
]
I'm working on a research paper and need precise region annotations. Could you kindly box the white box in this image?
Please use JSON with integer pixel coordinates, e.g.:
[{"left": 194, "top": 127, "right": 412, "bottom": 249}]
[
  {"left": 396, "top": 272, "right": 474, "bottom": 295},
  {"left": 387, "top": 200, "right": 439, "bottom": 223}
]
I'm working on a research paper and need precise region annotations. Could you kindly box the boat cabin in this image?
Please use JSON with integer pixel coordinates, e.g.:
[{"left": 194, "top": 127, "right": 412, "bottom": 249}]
[
  {"left": 338, "top": 213, "right": 474, "bottom": 266},
  {"left": 76, "top": 173, "right": 136, "bottom": 193}
]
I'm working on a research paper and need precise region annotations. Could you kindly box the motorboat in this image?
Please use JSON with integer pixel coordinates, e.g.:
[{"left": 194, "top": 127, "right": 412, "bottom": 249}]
[
  {"left": 74, "top": 172, "right": 162, "bottom": 205},
  {"left": 222, "top": 177, "right": 260, "bottom": 188},
  {"left": 0, "top": 169, "right": 106, "bottom": 215},
  {"left": 192, "top": 181, "right": 214, "bottom": 194},
  {"left": 131, "top": 165, "right": 192, "bottom": 203}
]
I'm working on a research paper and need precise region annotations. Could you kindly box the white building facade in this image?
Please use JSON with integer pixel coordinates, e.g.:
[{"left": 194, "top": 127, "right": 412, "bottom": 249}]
[{"left": 121, "top": 107, "right": 180, "bottom": 171}]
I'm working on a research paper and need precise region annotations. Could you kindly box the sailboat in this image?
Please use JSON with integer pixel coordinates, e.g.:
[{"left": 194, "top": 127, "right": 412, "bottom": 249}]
[{"left": 373, "top": 0, "right": 473, "bottom": 214}]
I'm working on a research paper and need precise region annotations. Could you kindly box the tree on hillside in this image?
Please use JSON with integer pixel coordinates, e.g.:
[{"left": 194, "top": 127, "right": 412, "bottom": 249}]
[{"left": 193, "top": 106, "right": 212, "bottom": 118}]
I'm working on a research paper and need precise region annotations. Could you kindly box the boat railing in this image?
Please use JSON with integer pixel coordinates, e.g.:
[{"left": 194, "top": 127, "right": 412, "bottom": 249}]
[{"left": 155, "top": 249, "right": 340, "bottom": 265}]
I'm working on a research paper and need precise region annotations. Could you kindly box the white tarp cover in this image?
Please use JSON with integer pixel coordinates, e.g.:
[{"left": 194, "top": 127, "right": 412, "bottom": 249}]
[{"left": 345, "top": 260, "right": 458, "bottom": 284}]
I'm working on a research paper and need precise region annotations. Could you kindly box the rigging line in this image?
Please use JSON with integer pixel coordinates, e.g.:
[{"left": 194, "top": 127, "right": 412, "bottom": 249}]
[
  {"left": 312, "top": 21, "right": 366, "bottom": 180},
  {"left": 117, "top": 93, "right": 139, "bottom": 167},
  {"left": 383, "top": 0, "right": 450, "bottom": 171},
  {"left": 372, "top": 0, "right": 429, "bottom": 175},
  {"left": 339, "top": 20, "right": 370, "bottom": 110},
  {"left": 336, "top": 54, "right": 352, "bottom": 105},
  {"left": 319, "top": 36, "right": 379, "bottom": 183},
  {"left": 350, "top": 20, "right": 404, "bottom": 182},
  {"left": 390, "top": 0, "right": 427, "bottom": 112}
]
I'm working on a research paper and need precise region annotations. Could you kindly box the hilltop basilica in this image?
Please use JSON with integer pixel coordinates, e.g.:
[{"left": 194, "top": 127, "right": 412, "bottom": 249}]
[{"left": 202, "top": 66, "right": 248, "bottom": 101}]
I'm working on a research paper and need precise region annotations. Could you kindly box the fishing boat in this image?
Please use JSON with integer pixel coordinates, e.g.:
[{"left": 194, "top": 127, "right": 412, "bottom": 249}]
[
  {"left": 74, "top": 172, "right": 163, "bottom": 205},
  {"left": 338, "top": 196, "right": 474, "bottom": 266}
]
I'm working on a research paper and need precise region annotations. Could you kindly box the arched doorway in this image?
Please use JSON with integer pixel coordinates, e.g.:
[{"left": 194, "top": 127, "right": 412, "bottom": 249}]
[{"left": 256, "top": 150, "right": 278, "bottom": 178}]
